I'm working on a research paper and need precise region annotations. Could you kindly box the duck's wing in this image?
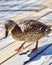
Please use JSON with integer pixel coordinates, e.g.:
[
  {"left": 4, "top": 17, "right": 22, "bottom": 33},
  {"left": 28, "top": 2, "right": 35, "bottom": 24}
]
[{"left": 19, "top": 20, "right": 49, "bottom": 32}]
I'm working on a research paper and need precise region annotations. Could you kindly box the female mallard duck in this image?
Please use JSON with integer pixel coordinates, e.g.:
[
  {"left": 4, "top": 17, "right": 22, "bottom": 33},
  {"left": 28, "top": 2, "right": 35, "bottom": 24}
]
[{"left": 5, "top": 20, "right": 51, "bottom": 52}]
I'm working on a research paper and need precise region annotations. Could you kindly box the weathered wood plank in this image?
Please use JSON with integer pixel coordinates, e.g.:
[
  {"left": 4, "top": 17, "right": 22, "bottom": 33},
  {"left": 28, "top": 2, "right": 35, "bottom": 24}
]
[
  {"left": 46, "top": 21, "right": 52, "bottom": 26},
  {"left": 40, "top": 56, "right": 52, "bottom": 65},
  {"left": 22, "top": 0, "right": 52, "bottom": 10},
  {"left": 0, "top": 30, "right": 5, "bottom": 39},
  {"left": 11, "top": 8, "right": 52, "bottom": 24},
  {"left": 0, "top": 35, "right": 15, "bottom": 50},
  {"left": 0, "top": 41, "right": 33, "bottom": 64},
  {"left": 42, "top": 0, "right": 52, "bottom": 7}
]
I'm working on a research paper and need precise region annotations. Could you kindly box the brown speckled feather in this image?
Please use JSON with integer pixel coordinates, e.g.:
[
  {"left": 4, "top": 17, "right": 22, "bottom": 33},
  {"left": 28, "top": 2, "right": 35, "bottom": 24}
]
[{"left": 11, "top": 20, "right": 51, "bottom": 42}]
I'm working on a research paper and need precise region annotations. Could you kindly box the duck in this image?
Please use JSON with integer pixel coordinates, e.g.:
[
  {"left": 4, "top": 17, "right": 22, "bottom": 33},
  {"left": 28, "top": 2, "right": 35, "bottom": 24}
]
[{"left": 4, "top": 20, "right": 51, "bottom": 53}]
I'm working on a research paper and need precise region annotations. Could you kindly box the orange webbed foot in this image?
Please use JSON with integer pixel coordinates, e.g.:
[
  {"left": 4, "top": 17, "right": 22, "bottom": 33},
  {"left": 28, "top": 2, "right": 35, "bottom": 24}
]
[{"left": 28, "top": 47, "right": 38, "bottom": 53}]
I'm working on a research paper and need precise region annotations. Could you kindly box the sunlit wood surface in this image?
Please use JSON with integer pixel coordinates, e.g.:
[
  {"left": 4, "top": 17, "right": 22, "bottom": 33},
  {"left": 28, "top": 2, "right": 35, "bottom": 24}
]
[{"left": 0, "top": 0, "right": 52, "bottom": 65}]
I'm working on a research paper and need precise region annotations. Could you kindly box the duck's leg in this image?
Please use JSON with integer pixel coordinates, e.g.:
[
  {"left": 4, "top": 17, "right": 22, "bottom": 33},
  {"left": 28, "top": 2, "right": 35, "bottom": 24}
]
[
  {"left": 28, "top": 40, "right": 38, "bottom": 53},
  {"left": 15, "top": 42, "right": 25, "bottom": 52}
]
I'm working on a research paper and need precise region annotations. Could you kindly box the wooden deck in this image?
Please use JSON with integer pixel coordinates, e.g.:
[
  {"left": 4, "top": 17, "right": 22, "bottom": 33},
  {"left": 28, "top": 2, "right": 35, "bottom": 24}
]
[{"left": 0, "top": 0, "right": 52, "bottom": 65}]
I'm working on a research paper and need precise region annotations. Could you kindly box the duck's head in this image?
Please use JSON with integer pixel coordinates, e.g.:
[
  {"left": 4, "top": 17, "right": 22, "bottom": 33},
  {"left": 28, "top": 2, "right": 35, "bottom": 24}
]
[{"left": 5, "top": 20, "right": 16, "bottom": 38}]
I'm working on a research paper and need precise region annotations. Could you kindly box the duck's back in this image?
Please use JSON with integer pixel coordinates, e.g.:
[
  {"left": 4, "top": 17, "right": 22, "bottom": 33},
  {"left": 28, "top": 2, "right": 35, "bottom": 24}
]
[{"left": 18, "top": 20, "right": 48, "bottom": 32}]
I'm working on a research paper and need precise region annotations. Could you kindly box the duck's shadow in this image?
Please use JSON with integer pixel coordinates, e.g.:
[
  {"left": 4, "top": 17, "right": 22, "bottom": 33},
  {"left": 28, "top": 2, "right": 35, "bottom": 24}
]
[{"left": 19, "top": 43, "right": 52, "bottom": 64}]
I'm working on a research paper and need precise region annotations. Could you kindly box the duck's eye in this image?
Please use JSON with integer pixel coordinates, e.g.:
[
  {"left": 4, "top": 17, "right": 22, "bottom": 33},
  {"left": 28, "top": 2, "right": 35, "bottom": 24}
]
[{"left": 40, "top": 27, "right": 45, "bottom": 32}]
